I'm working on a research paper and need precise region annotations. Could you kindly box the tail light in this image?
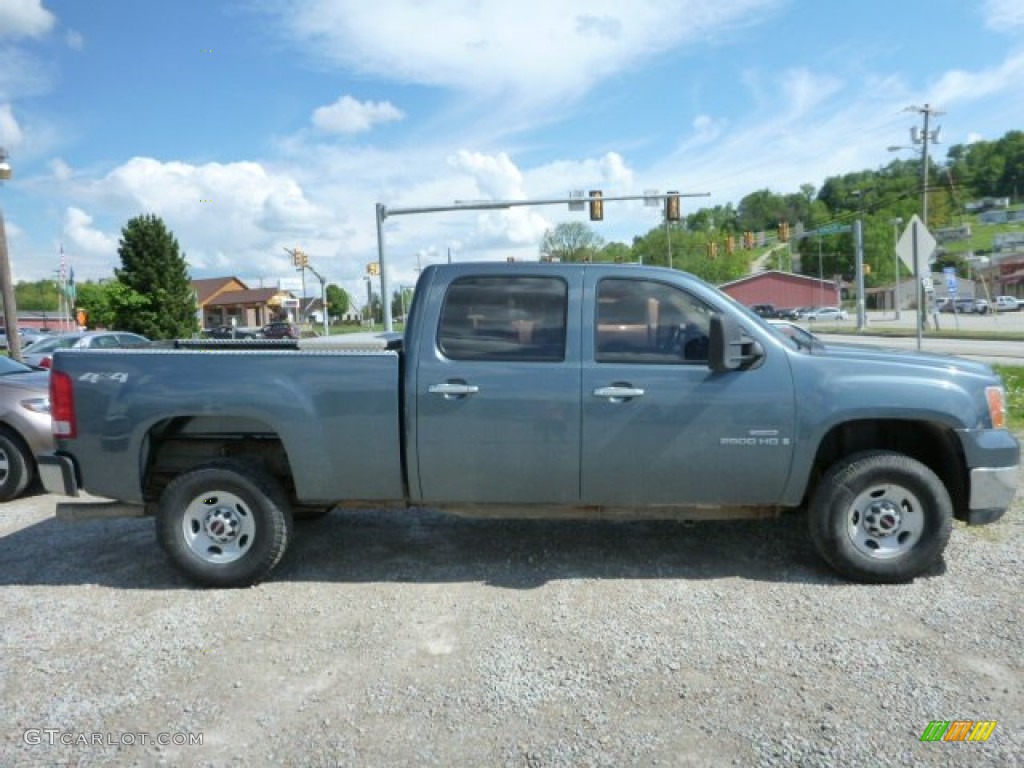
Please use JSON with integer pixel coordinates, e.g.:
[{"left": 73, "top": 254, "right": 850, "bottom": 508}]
[
  {"left": 39, "top": 356, "right": 53, "bottom": 369},
  {"left": 50, "top": 370, "right": 77, "bottom": 438}
]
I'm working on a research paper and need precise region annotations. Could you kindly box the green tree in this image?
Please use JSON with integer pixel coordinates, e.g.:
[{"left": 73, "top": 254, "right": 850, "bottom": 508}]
[
  {"left": 75, "top": 280, "right": 117, "bottom": 328},
  {"left": 539, "top": 221, "right": 605, "bottom": 262},
  {"left": 14, "top": 280, "right": 59, "bottom": 311},
  {"left": 113, "top": 214, "right": 198, "bottom": 339},
  {"left": 391, "top": 286, "right": 414, "bottom": 320},
  {"left": 599, "top": 241, "right": 632, "bottom": 263},
  {"left": 325, "top": 284, "right": 350, "bottom": 320}
]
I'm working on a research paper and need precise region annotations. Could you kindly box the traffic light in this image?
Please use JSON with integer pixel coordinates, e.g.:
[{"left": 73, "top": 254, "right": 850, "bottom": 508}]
[
  {"left": 292, "top": 248, "right": 308, "bottom": 268},
  {"left": 367, "top": 262, "right": 380, "bottom": 275},
  {"left": 588, "top": 190, "right": 603, "bottom": 221},
  {"left": 864, "top": 263, "right": 871, "bottom": 275},
  {"left": 665, "top": 191, "right": 681, "bottom": 222}
]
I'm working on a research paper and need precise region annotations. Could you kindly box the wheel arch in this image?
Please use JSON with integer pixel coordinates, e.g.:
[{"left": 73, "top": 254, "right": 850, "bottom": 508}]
[
  {"left": 805, "top": 419, "right": 967, "bottom": 516},
  {"left": 141, "top": 414, "right": 298, "bottom": 504}
]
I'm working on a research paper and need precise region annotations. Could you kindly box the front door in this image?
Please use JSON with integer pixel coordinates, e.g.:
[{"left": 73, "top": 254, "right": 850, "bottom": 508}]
[{"left": 581, "top": 274, "right": 796, "bottom": 506}]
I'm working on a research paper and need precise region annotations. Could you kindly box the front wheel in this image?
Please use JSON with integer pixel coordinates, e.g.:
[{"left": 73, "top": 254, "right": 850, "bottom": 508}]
[
  {"left": 156, "top": 460, "right": 293, "bottom": 588},
  {"left": 808, "top": 451, "right": 953, "bottom": 583}
]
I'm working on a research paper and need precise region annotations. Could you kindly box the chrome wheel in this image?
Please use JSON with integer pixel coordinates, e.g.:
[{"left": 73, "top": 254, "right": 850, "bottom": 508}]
[
  {"left": 182, "top": 490, "right": 257, "bottom": 564},
  {"left": 846, "top": 483, "right": 924, "bottom": 559}
]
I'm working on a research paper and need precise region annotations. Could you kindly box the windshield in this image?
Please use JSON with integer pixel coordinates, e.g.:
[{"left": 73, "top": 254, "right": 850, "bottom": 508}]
[
  {"left": 0, "top": 356, "right": 36, "bottom": 375},
  {"left": 26, "top": 336, "right": 81, "bottom": 354}
]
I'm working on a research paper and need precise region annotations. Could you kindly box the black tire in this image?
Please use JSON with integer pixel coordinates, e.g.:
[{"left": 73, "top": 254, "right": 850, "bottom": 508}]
[
  {"left": 0, "top": 432, "right": 32, "bottom": 502},
  {"left": 808, "top": 451, "right": 953, "bottom": 584},
  {"left": 156, "top": 460, "right": 293, "bottom": 588}
]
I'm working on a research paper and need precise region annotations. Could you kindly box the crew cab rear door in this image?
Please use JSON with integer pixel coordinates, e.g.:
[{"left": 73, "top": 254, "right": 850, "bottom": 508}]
[
  {"left": 580, "top": 272, "right": 797, "bottom": 506},
  {"left": 413, "top": 270, "right": 583, "bottom": 504}
]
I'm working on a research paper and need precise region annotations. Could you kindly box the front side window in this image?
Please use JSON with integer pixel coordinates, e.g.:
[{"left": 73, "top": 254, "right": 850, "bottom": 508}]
[
  {"left": 438, "top": 276, "right": 567, "bottom": 362},
  {"left": 595, "top": 278, "right": 712, "bottom": 364}
]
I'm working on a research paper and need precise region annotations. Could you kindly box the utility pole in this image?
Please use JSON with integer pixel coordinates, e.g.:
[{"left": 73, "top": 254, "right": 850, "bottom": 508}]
[
  {"left": 0, "top": 147, "right": 20, "bottom": 361},
  {"left": 893, "top": 104, "right": 944, "bottom": 227}
]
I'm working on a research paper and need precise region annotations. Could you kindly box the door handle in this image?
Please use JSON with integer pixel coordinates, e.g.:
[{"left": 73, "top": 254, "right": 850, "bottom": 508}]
[
  {"left": 593, "top": 386, "right": 645, "bottom": 400},
  {"left": 429, "top": 382, "right": 480, "bottom": 397}
]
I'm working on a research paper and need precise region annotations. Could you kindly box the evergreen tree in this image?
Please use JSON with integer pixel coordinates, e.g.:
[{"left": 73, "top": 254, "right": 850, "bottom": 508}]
[{"left": 114, "top": 214, "right": 198, "bottom": 339}]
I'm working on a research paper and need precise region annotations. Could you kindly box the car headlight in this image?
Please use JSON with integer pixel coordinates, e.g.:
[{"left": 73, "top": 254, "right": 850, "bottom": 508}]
[{"left": 21, "top": 397, "right": 51, "bottom": 415}]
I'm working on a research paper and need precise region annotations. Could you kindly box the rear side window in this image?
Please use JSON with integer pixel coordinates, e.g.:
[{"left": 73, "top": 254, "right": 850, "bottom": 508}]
[{"left": 438, "top": 276, "right": 567, "bottom": 362}]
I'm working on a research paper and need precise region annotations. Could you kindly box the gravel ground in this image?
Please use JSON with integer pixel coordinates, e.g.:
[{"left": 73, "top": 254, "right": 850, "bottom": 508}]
[{"left": 1, "top": 460, "right": 1022, "bottom": 768}]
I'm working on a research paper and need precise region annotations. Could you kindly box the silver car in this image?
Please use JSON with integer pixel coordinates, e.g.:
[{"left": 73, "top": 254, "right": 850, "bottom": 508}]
[
  {"left": 0, "top": 356, "right": 52, "bottom": 501},
  {"left": 21, "top": 331, "right": 150, "bottom": 369}
]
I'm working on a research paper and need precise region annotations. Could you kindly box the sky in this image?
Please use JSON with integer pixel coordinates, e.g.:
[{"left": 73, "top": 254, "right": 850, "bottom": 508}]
[{"left": 1, "top": 0, "right": 1023, "bottom": 305}]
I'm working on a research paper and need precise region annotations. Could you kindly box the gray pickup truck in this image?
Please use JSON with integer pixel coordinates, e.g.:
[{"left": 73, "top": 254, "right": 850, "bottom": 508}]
[{"left": 39, "top": 263, "right": 1019, "bottom": 587}]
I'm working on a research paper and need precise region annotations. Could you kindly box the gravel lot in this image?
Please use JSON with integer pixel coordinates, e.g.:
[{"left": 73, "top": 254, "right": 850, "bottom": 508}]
[{"left": 2, "top": 457, "right": 1022, "bottom": 768}]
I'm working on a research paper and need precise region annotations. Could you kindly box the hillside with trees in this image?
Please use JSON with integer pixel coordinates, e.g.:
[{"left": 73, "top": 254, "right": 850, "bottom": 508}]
[{"left": 540, "top": 129, "right": 1023, "bottom": 288}]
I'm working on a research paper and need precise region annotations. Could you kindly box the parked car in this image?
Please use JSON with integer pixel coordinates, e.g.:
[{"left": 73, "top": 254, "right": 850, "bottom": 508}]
[
  {"left": 0, "top": 355, "right": 52, "bottom": 501},
  {"left": 767, "top": 319, "right": 824, "bottom": 351},
  {"left": 750, "top": 304, "right": 777, "bottom": 318},
  {"left": 21, "top": 331, "right": 151, "bottom": 369},
  {"left": 0, "top": 327, "right": 53, "bottom": 350},
  {"left": 805, "top": 306, "right": 848, "bottom": 321},
  {"left": 953, "top": 298, "right": 978, "bottom": 314},
  {"left": 973, "top": 298, "right": 990, "bottom": 315},
  {"left": 937, "top": 297, "right": 955, "bottom": 313},
  {"left": 776, "top": 307, "right": 802, "bottom": 320},
  {"left": 260, "top": 321, "right": 301, "bottom": 339},
  {"left": 205, "top": 325, "right": 260, "bottom": 339},
  {"left": 995, "top": 296, "right": 1021, "bottom": 312}
]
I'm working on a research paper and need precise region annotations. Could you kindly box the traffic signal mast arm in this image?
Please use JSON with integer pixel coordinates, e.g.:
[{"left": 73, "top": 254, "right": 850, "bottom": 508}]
[
  {"left": 374, "top": 190, "right": 710, "bottom": 331},
  {"left": 380, "top": 191, "right": 710, "bottom": 218}
]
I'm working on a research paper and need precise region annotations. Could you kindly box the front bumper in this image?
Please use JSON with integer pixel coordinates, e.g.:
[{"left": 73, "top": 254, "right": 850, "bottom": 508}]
[
  {"left": 965, "top": 465, "right": 1019, "bottom": 525},
  {"left": 37, "top": 453, "right": 80, "bottom": 497}
]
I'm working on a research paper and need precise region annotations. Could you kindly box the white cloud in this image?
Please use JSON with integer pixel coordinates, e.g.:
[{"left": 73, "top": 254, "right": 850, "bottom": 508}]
[
  {"left": 49, "top": 157, "right": 73, "bottom": 180},
  {"left": 0, "top": 103, "right": 23, "bottom": 147},
  {"left": 265, "top": 0, "right": 781, "bottom": 108},
  {"left": 447, "top": 150, "right": 525, "bottom": 200},
  {"left": 312, "top": 95, "right": 404, "bottom": 134},
  {"left": 0, "top": 0, "right": 56, "bottom": 40},
  {"left": 983, "top": 0, "right": 1024, "bottom": 30},
  {"left": 65, "top": 29, "right": 84, "bottom": 50},
  {"left": 931, "top": 51, "right": 1024, "bottom": 105},
  {"left": 64, "top": 207, "right": 116, "bottom": 255}
]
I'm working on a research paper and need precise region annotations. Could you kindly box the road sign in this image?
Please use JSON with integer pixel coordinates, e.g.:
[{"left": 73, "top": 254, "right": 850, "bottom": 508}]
[
  {"left": 895, "top": 215, "right": 936, "bottom": 275},
  {"left": 944, "top": 266, "right": 957, "bottom": 296},
  {"left": 815, "top": 223, "right": 851, "bottom": 236}
]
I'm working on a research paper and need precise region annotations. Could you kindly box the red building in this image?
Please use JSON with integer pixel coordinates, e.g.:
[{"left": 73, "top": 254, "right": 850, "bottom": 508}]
[{"left": 719, "top": 270, "right": 841, "bottom": 310}]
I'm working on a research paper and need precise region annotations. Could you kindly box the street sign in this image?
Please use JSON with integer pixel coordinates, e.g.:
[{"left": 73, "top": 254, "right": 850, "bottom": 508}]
[
  {"left": 944, "top": 266, "right": 957, "bottom": 296},
  {"left": 815, "top": 223, "right": 851, "bottom": 236},
  {"left": 895, "top": 214, "right": 936, "bottom": 275}
]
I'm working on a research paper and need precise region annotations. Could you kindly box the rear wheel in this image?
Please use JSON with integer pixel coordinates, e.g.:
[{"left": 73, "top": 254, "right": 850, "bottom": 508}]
[
  {"left": 156, "top": 460, "right": 293, "bottom": 588},
  {"left": 809, "top": 451, "right": 953, "bottom": 583},
  {"left": 0, "top": 432, "right": 32, "bottom": 502}
]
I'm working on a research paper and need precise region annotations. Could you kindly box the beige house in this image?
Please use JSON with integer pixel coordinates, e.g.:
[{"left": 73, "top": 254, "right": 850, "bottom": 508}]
[{"left": 193, "top": 277, "right": 297, "bottom": 331}]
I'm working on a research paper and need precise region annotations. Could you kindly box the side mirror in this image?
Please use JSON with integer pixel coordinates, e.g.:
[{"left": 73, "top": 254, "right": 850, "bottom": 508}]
[{"left": 708, "top": 313, "right": 763, "bottom": 372}]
